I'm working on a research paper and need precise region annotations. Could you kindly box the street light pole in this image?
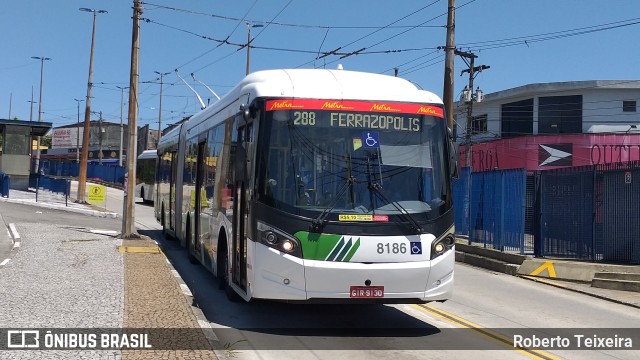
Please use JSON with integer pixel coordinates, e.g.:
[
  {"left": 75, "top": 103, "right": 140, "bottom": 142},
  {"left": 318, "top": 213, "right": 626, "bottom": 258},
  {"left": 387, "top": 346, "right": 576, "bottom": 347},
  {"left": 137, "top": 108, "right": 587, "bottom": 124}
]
[
  {"left": 77, "top": 7, "right": 107, "bottom": 203},
  {"left": 154, "top": 71, "right": 170, "bottom": 147},
  {"left": 74, "top": 98, "right": 84, "bottom": 163},
  {"left": 28, "top": 86, "right": 36, "bottom": 122},
  {"left": 98, "top": 111, "right": 103, "bottom": 165},
  {"left": 116, "top": 86, "right": 127, "bottom": 167},
  {"left": 31, "top": 56, "right": 52, "bottom": 174},
  {"left": 245, "top": 22, "right": 263, "bottom": 75}
]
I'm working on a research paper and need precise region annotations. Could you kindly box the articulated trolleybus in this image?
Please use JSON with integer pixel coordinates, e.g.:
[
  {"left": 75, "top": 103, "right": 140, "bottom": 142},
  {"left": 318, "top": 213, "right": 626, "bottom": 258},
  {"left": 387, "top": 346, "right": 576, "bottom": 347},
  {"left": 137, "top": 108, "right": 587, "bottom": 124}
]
[{"left": 155, "top": 69, "right": 457, "bottom": 303}]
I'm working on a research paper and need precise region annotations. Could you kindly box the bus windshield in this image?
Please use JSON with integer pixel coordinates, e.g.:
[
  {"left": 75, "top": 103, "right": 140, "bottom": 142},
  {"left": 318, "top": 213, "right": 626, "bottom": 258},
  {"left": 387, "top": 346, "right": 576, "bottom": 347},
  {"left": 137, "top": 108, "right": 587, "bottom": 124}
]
[{"left": 258, "top": 100, "right": 451, "bottom": 221}]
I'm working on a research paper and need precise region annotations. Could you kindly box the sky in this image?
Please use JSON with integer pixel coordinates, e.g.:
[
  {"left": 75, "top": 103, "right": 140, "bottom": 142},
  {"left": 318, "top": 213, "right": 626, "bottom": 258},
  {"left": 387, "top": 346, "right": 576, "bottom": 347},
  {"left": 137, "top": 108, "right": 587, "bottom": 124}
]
[{"left": 1, "top": 0, "right": 639, "bottom": 131}]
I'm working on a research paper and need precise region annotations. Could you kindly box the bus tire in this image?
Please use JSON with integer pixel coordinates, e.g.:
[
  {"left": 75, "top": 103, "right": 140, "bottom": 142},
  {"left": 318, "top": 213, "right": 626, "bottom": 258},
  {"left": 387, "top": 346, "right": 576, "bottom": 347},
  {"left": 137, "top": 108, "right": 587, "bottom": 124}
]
[
  {"left": 217, "top": 234, "right": 227, "bottom": 290},
  {"left": 161, "top": 205, "right": 168, "bottom": 238},
  {"left": 221, "top": 242, "right": 241, "bottom": 302},
  {"left": 186, "top": 217, "right": 198, "bottom": 264}
]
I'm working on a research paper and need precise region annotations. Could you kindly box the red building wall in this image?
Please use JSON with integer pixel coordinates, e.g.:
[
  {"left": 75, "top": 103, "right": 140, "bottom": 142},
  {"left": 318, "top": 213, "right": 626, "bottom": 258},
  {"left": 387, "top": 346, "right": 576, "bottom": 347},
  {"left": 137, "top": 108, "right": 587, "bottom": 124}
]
[{"left": 459, "top": 134, "right": 640, "bottom": 172}]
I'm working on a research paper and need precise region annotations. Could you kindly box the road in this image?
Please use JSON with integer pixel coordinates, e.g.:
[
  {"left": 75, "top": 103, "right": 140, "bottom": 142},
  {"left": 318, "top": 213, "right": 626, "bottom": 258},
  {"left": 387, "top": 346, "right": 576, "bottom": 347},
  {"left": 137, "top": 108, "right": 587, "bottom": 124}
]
[{"left": 11, "top": 183, "right": 640, "bottom": 359}]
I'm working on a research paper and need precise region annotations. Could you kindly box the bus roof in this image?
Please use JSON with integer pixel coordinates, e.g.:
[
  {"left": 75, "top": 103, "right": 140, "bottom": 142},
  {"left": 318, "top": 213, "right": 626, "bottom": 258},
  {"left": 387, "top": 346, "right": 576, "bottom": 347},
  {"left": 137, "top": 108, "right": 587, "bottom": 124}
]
[
  {"left": 137, "top": 149, "right": 157, "bottom": 160},
  {"left": 184, "top": 69, "right": 443, "bottom": 134},
  {"left": 156, "top": 123, "right": 182, "bottom": 152}
]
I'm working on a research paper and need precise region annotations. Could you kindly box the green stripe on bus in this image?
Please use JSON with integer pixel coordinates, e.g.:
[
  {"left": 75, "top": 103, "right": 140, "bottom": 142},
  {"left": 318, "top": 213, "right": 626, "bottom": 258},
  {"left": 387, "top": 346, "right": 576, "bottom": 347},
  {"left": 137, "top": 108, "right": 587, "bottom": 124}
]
[{"left": 343, "top": 238, "right": 361, "bottom": 262}]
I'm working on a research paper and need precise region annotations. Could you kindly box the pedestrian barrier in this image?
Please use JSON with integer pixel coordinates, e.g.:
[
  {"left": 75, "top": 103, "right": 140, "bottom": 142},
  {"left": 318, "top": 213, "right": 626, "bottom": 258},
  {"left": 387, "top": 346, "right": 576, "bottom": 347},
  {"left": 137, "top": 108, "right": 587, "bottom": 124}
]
[
  {"left": 0, "top": 172, "right": 10, "bottom": 198},
  {"left": 35, "top": 175, "right": 71, "bottom": 206}
]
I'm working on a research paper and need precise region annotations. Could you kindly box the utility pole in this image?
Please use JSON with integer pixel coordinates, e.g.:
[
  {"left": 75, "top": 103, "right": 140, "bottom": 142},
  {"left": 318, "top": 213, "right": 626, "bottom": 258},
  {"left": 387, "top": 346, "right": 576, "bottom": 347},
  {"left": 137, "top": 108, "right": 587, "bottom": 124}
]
[
  {"left": 122, "top": 0, "right": 142, "bottom": 238},
  {"left": 98, "top": 111, "right": 103, "bottom": 165},
  {"left": 74, "top": 98, "right": 84, "bottom": 162},
  {"left": 455, "top": 49, "right": 489, "bottom": 168},
  {"left": 154, "top": 71, "right": 170, "bottom": 147},
  {"left": 443, "top": 0, "right": 456, "bottom": 130},
  {"left": 32, "top": 56, "right": 51, "bottom": 174},
  {"left": 456, "top": 49, "right": 488, "bottom": 239},
  {"left": 78, "top": 8, "right": 107, "bottom": 203}
]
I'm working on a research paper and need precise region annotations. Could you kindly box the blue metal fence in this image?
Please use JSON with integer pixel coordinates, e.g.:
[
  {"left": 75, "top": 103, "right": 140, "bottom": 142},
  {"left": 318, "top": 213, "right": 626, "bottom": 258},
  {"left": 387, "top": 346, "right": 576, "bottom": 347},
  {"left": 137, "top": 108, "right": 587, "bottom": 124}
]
[
  {"left": 36, "top": 160, "right": 124, "bottom": 185},
  {"left": 453, "top": 167, "right": 470, "bottom": 237},
  {"left": 454, "top": 168, "right": 527, "bottom": 253}
]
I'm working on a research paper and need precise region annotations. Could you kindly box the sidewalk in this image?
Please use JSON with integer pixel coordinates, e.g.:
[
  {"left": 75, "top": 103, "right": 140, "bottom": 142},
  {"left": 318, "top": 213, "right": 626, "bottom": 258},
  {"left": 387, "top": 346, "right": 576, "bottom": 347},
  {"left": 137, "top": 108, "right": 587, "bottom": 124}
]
[
  {"left": 0, "top": 186, "right": 118, "bottom": 218},
  {"left": 0, "top": 198, "right": 218, "bottom": 358}
]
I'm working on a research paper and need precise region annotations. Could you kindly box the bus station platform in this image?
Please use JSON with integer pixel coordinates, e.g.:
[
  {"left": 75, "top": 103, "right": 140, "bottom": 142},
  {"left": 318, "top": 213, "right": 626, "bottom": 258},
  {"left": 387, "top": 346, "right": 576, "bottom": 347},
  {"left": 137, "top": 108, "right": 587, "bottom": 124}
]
[{"left": 455, "top": 240, "right": 640, "bottom": 308}]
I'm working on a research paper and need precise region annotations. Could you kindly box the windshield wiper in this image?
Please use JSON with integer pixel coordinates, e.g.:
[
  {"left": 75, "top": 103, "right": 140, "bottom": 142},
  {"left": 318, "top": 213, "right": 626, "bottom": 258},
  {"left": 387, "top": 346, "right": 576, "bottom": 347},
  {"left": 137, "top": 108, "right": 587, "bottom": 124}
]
[
  {"left": 310, "top": 154, "right": 355, "bottom": 232},
  {"left": 365, "top": 154, "right": 423, "bottom": 234}
]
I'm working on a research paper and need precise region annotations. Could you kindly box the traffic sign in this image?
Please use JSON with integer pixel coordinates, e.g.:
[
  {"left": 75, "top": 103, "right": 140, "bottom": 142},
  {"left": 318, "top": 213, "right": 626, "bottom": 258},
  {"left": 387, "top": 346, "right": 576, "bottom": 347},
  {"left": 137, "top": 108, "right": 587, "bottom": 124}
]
[{"left": 88, "top": 184, "right": 106, "bottom": 204}]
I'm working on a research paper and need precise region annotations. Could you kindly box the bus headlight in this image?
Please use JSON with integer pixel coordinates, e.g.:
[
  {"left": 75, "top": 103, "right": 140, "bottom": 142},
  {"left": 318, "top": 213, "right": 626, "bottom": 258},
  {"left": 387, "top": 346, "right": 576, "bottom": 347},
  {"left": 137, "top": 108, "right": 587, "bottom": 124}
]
[
  {"left": 431, "top": 234, "right": 455, "bottom": 260},
  {"left": 257, "top": 221, "right": 302, "bottom": 257}
]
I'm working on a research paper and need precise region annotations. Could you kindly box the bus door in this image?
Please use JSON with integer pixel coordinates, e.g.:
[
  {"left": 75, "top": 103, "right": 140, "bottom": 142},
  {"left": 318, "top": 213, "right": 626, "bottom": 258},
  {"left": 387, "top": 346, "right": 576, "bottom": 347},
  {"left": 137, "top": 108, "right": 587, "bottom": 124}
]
[
  {"left": 169, "top": 151, "right": 177, "bottom": 231},
  {"left": 194, "top": 141, "right": 206, "bottom": 257},
  {"left": 231, "top": 120, "right": 251, "bottom": 291}
]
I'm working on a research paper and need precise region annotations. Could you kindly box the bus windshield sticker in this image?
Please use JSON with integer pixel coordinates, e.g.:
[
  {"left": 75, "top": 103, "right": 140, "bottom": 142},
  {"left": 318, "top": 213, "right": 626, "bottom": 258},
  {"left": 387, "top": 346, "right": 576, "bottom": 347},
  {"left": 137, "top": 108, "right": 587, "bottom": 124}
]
[
  {"left": 338, "top": 214, "right": 389, "bottom": 222},
  {"left": 353, "top": 138, "right": 362, "bottom": 151}
]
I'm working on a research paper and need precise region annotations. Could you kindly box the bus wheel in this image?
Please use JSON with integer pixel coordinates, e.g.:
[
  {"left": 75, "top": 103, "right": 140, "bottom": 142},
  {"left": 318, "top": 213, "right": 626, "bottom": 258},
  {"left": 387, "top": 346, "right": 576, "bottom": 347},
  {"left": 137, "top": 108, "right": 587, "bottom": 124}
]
[
  {"left": 222, "top": 244, "right": 241, "bottom": 302},
  {"left": 217, "top": 236, "right": 226, "bottom": 290},
  {"left": 161, "top": 205, "right": 167, "bottom": 237},
  {"left": 186, "top": 218, "right": 198, "bottom": 264}
]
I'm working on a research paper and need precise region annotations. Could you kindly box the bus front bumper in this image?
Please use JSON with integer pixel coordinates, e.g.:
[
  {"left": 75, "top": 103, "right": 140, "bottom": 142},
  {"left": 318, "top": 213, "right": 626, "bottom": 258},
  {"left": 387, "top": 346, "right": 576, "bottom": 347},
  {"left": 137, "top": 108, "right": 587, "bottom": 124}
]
[{"left": 251, "top": 245, "right": 454, "bottom": 303}]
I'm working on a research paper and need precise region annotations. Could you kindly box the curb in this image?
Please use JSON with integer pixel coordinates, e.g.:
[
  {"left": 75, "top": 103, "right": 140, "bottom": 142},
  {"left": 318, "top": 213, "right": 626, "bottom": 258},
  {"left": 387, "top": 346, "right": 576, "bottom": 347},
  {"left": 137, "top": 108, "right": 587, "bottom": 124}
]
[
  {"left": 0, "top": 198, "right": 118, "bottom": 218},
  {"left": 1, "top": 223, "right": 21, "bottom": 268},
  {"left": 149, "top": 237, "right": 222, "bottom": 354},
  {"left": 519, "top": 275, "right": 640, "bottom": 310}
]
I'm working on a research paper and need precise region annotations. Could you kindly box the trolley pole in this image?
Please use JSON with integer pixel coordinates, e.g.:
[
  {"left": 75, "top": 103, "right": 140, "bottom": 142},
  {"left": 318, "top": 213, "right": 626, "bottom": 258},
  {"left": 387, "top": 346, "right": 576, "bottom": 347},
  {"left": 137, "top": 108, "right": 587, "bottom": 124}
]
[{"left": 122, "top": 0, "right": 143, "bottom": 238}]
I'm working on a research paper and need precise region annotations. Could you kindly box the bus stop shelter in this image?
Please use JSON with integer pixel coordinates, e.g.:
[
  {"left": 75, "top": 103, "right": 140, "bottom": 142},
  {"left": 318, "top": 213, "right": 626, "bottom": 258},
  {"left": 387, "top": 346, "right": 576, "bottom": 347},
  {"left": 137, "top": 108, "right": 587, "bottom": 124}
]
[{"left": 0, "top": 119, "right": 52, "bottom": 190}]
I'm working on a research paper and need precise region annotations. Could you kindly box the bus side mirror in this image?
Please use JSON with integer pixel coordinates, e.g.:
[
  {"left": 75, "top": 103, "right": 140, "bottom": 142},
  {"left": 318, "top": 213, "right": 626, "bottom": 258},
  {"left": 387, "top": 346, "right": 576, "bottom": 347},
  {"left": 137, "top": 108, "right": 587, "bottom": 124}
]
[{"left": 448, "top": 128, "right": 460, "bottom": 180}]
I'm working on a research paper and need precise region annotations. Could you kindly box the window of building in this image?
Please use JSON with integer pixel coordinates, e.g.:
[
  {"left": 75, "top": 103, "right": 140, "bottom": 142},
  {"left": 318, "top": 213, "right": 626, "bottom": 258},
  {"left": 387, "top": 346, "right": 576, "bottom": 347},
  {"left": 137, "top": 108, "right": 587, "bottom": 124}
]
[
  {"left": 3, "top": 125, "right": 29, "bottom": 155},
  {"left": 623, "top": 100, "right": 637, "bottom": 112},
  {"left": 538, "top": 95, "right": 582, "bottom": 134},
  {"left": 472, "top": 114, "right": 488, "bottom": 135},
  {"left": 501, "top": 99, "right": 534, "bottom": 138}
]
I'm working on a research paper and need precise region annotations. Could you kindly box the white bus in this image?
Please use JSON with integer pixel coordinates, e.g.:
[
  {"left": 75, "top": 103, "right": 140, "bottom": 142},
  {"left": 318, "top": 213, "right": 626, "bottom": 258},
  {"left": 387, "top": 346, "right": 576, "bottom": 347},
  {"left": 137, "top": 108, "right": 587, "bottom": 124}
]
[
  {"left": 155, "top": 69, "right": 457, "bottom": 303},
  {"left": 136, "top": 149, "right": 157, "bottom": 203}
]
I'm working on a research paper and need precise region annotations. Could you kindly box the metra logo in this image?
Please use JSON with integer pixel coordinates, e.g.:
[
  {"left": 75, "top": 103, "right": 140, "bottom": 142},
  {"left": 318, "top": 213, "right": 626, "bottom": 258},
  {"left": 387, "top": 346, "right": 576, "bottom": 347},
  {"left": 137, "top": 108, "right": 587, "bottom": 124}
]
[
  {"left": 321, "top": 101, "right": 353, "bottom": 110},
  {"left": 370, "top": 103, "right": 399, "bottom": 112},
  {"left": 418, "top": 106, "right": 443, "bottom": 116},
  {"left": 269, "top": 101, "right": 304, "bottom": 110}
]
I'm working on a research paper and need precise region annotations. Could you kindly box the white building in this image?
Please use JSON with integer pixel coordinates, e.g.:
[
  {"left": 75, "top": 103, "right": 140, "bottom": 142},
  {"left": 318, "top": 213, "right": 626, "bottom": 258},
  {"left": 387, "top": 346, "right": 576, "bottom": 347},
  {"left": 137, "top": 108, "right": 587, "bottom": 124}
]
[{"left": 454, "top": 80, "right": 640, "bottom": 144}]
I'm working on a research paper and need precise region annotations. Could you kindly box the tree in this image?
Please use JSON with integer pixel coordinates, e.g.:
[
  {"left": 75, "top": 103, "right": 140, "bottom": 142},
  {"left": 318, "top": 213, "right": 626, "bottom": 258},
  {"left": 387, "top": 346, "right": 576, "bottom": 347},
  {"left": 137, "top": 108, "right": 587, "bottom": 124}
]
[{"left": 41, "top": 134, "right": 52, "bottom": 148}]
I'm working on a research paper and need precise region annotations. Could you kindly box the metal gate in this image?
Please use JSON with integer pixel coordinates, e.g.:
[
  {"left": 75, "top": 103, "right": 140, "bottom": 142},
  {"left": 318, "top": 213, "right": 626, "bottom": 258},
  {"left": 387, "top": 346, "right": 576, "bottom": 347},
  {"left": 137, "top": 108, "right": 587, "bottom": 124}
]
[{"left": 601, "top": 169, "right": 640, "bottom": 264}]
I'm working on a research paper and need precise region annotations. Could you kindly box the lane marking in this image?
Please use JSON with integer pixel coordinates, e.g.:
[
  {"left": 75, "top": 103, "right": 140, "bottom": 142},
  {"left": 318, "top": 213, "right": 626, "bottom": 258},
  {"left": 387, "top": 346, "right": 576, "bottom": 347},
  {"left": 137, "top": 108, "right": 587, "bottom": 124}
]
[
  {"left": 0, "top": 259, "right": 10, "bottom": 266},
  {"left": 415, "top": 304, "right": 559, "bottom": 360},
  {"left": 530, "top": 261, "right": 557, "bottom": 278}
]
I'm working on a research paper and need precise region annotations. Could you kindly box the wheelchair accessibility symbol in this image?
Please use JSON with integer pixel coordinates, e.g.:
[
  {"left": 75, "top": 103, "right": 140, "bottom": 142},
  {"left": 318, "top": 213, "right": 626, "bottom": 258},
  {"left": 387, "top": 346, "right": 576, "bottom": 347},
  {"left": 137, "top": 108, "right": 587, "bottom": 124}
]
[
  {"left": 410, "top": 241, "right": 422, "bottom": 255},
  {"left": 363, "top": 131, "right": 379, "bottom": 148}
]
